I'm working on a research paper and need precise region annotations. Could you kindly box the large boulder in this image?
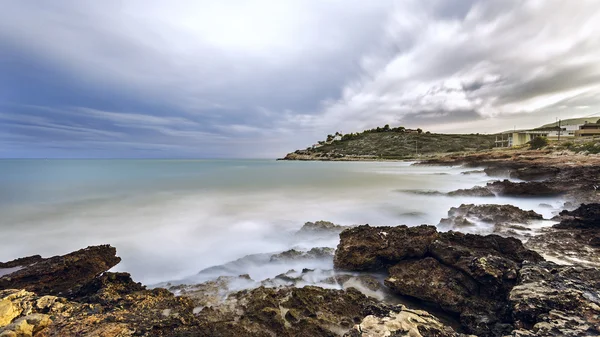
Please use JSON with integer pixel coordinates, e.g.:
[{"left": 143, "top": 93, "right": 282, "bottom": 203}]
[
  {"left": 0, "top": 245, "right": 121, "bottom": 297},
  {"left": 333, "top": 225, "right": 439, "bottom": 271}
]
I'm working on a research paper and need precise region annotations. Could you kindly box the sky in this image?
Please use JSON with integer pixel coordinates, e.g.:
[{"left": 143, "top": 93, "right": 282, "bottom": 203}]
[{"left": 1, "top": 0, "right": 600, "bottom": 158}]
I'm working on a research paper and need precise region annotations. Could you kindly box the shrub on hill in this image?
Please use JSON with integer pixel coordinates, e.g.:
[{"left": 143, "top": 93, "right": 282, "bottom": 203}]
[{"left": 529, "top": 136, "right": 549, "bottom": 150}]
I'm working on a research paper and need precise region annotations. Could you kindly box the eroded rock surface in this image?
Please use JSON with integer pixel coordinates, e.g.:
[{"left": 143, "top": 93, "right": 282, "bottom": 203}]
[
  {"left": 334, "top": 225, "right": 439, "bottom": 271},
  {"left": 526, "top": 203, "right": 600, "bottom": 267},
  {"left": 508, "top": 261, "right": 600, "bottom": 336}
]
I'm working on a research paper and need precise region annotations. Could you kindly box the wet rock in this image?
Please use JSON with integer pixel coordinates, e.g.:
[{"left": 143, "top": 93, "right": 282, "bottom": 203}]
[
  {"left": 295, "top": 221, "right": 348, "bottom": 237},
  {"left": 270, "top": 247, "right": 334, "bottom": 262},
  {"left": 385, "top": 258, "right": 478, "bottom": 314},
  {"left": 487, "top": 180, "right": 564, "bottom": 197},
  {"left": 508, "top": 261, "right": 600, "bottom": 336},
  {"left": 172, "top": 275, "right": 257, "bottom": 308},
  {"left": 197, "top": 286, "right": 462, "bottom": 337},
  {"left": 335, "top": 225, "right": 544, "bottom": 336},
  {"left": 439, "top": 204, "right": 543, "bottom": 230},
  {"left": 344, "top": 305, "right": 468, "bottom": 337},
  {"left": 526, "top": 204, "right": 600, "bottom": 267},
  {"left": 554, "top": 203, "right": 600, "bottom": 230},
  {"left": 334, "top": 225, "right": 439, "bottom": 271},
  {"left": 0, "top": 245, "right": 121, "bottom": 297},
  {"left": 525, "top": 229, "right": 600, "bottom": 267},
  {"left": 509, "top": 166, "right": 560, "bottom": 181},
  {"left": 461, "top": 170, "right": 484, "bottom": 175},
  {"left": 447, "top": 186, "right": 495, "bottom": 197}
]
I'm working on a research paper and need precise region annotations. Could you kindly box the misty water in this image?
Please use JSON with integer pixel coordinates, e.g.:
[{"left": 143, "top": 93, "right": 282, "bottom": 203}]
[{"left": 0, "top": 159, "right": 563, "bottom": 285}]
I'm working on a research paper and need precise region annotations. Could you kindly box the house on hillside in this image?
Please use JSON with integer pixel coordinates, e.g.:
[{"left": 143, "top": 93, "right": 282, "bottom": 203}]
[
  {"left": 575, "top": 120, "right": 600, "bottom": 137},
  {"left": 495, "top": 117, "right": 599, "bottom": 147}
]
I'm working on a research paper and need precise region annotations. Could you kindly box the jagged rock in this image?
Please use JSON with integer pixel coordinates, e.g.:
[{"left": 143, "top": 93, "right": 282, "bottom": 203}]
[
  {"left": 430, "top": 232, "right": 543, "bottom": 294},
  {"left": 447, "top": 186, "right": 495, "bottom": 197},
  {"left": 526, "top": 204, "right": 600, "bottom": 267},
  {"left": 0, "top": 245, "right": 121, "bottom": 297},
  {"left": 270, "top": 247, "right": 334, "bottom": 262},
  {"left": 334, "top": 225, "right": 439, "bottom": 271},
  {"left": 554, "top": 203, "right": 600, "bottom": 230},
  {"left": 439, "top": 204, "right": 543, "bottom": 230},
  {"left": 295, "top": 221, "right": 348, "bottom": 237},
  {"left": 508, "top": 261, "right": 600, "bottom": 336},
  {"left": 487, "top": 180, "right": 563, "bottom": 197}
]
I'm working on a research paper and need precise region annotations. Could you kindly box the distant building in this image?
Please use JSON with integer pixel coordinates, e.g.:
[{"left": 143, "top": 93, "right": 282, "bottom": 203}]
[
  {"left": 575, "top": 120, "right": 600, "bottom": 138},
  {"left": 496, "top": 116, "right": 600, "bottom": 147}
]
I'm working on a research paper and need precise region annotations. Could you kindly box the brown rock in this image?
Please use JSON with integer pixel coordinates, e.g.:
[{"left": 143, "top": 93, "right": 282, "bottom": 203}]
[
  {"left": 334, "top": 225, "right": 439, "bottom": 271},
  {"left": 0, "top": 245, "right": 121, "bottom": 297}
]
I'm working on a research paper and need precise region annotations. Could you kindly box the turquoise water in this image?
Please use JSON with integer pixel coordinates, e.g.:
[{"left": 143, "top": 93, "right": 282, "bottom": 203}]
[{"left": 0, "top": 159, "right": 563, "bottom": 283}]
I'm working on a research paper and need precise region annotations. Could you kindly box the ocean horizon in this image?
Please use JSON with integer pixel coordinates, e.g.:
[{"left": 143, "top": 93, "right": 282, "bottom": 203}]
[{"left": 0, "top": 159, "right": 562, "bottom": 285}]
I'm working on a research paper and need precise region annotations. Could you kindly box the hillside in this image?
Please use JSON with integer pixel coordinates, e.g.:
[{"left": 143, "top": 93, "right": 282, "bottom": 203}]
[
  {"left": 282, "top": 130, "right": 497, "bottom": 160},
  {"left": 540, "top": 116, "right": 600, "bottom": 128}
]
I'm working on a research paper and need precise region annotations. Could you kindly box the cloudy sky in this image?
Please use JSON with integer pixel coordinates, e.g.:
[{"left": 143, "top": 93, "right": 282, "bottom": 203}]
[{"left": 1, "top": 0, "right": 600, "bottom": 158}]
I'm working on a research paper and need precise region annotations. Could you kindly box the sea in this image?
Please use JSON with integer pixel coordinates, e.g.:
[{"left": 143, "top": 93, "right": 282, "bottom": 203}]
[{"left": 0, "top": 159, "right": 563, "bottom": 285}]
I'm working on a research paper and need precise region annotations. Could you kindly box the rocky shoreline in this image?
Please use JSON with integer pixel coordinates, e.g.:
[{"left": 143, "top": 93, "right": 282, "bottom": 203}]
[{"left": 2, "top": 149, "right": 599, "bottom": 336}]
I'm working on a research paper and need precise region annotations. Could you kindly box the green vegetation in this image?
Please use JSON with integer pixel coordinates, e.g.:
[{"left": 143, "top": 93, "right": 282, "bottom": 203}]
[
  {"left": 557, "top": 140, "right": 600, "bottom": 154},
  {"left": 303, "top": 125, "right": 496, "bottom": 159},
  {"left": 529, "top": 136, "right": 549, "bottom": 150}
]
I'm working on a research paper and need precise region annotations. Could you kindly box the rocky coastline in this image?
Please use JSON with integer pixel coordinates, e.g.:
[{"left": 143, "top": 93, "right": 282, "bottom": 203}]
[{"left": 2, "top": 149, "right": 600, "bottom": 337}]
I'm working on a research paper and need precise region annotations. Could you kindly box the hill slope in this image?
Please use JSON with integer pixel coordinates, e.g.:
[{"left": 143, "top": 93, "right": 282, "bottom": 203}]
[{"left": 282, "top": 132, "right": 497, "bottom": 160}]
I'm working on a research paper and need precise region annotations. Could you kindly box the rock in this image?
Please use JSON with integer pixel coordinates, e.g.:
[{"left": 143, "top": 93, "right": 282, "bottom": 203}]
[
  {"left": 509, "top": 166, "right": 560, "bottom": 181},
  {"left": 71, "top": 272, "right": 145, "bottom": 304},
  {"left": 0, "top": 256, "right": 44, "bottom": 269},
  {"left": 295, "top": 221, "right": 348, "bottom": 237},
  {"left": 554, "top": 203, "right": 600, "bottom": 230},
  {"left": 270, "top": 247, "right": 334, "bottom": 262},
  {"left": 385, "top": 258, "right": 478, "bottom": 313},
  {"left": 508, "top": 261, "right": 600, "bottom": 336},
  {"left": 447, "top": 186, "right": 495, "bottom": 197},
  {"left": 0, "top": 245, "right": 121, "bottom": 297},
  {"left": 344, "top": 305, "right": 468, "bottom": 337},
  {"left": 487, "top": 180, "right": 564, "bottom": 197},
  {"left": 334, "top": 225, "right": 439, "bottom": 271},
  {"left": 526, "top": 229, "right": 600, "bottom": 267},
  {"left": 335, "top": 225, "right": 544, "bottom": 336},
  {"left": 439, "top": 204, "right": 543, "bottom": 230},
  {"left": 172, "top": 275, "right": 257, "bottom": 309},
  {"left": 430, "top": 232, "right": 543, "bottom": 291},
  {"left": 197, "top": 286, "right": 462, "bottom": 337},
  {"left": 461, "top": 170, "right": 484, "bottom": 175}
]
